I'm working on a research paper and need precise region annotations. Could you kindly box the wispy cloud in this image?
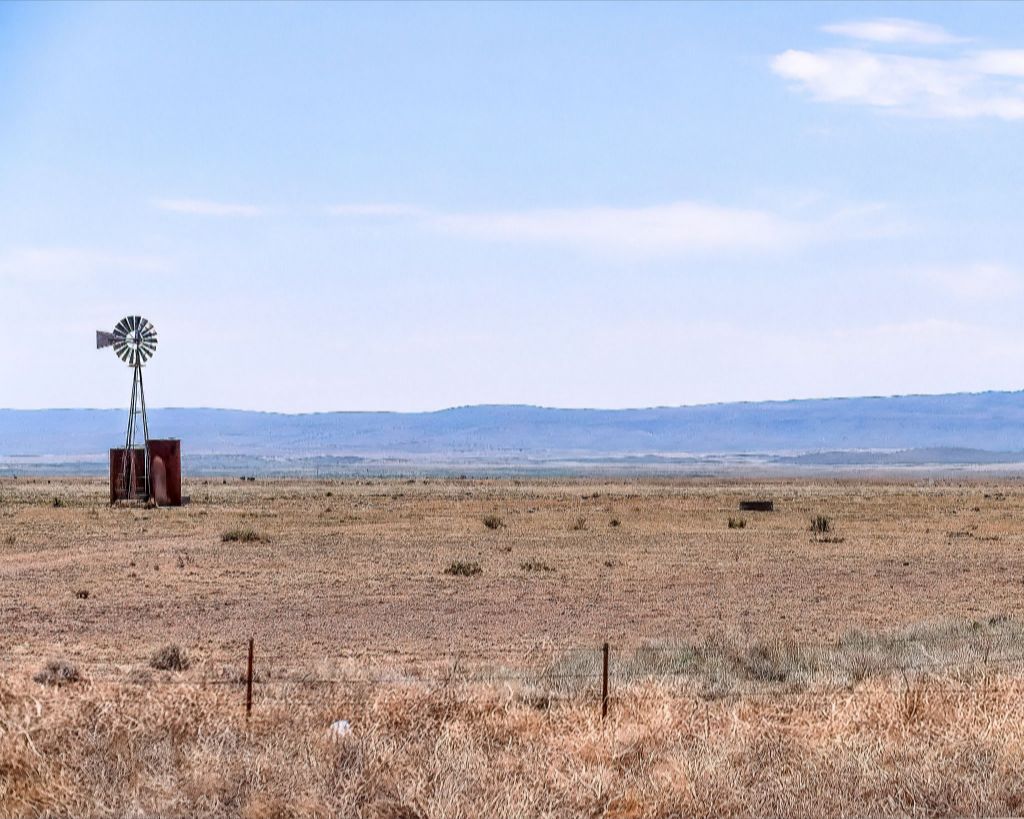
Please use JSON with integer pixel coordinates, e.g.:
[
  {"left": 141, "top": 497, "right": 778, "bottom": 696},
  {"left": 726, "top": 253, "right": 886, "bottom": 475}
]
[
  {"left": 154, "top": 198, "right": 264, "bottom": 216},
  {"left": 428, "top": 202, "right": 805, "bottom": 254},
  {"left": 0, "top": 248, "right": 170, "bottom": 282},
  {"left": 821, "top": 18, "right": 964, "bottom": 46},
  {"left": 328, "top": 200, "right": 895, "bottom": 257},
  {"left": 919, "top": 262, "right": 1023, "bottom": 300},
  {"left": 326, "top": 203, "right": 423, "bottom": 217},
  {"left": 972, "top": 50, "right": 1024, "bottom": 77},
  {"left": 773, "top": 21, "right": 1024, "bottom": 120}
]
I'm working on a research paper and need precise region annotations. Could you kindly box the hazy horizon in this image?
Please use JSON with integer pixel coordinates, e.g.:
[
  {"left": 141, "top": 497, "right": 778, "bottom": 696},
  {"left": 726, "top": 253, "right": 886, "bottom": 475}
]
[{"left": 6, "top": 383, "right": 1024, "bottom": 415}]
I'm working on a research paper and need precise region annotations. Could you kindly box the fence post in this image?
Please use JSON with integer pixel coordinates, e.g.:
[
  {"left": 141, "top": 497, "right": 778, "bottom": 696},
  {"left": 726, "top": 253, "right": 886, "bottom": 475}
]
[
  {"left": 246, "top": 637, "right": 254, "bottom": 717},
  {"left": 601, "top": 641, "right": 610, "bottom": 719}
]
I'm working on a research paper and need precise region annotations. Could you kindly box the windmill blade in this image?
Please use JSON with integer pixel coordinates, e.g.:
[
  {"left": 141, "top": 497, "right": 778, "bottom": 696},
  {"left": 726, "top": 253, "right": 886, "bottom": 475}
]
[{"left": 107, "top": 315, "right": 158, "bottom": 366}]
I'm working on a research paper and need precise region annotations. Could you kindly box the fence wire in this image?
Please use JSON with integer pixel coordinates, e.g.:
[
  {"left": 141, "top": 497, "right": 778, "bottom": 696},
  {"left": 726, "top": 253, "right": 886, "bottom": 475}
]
[{"left": 11, "top": 632, "right": 1024, "bottom": 713}]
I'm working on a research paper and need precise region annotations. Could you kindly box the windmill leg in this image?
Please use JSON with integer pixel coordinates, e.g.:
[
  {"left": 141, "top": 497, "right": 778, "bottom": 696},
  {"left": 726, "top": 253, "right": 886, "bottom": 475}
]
[
  {"left": 124, "top": 366, "right": 138, "bottom": 500},
  {"left": 138, "top": 363, "right": 151, "bottom": 501}
]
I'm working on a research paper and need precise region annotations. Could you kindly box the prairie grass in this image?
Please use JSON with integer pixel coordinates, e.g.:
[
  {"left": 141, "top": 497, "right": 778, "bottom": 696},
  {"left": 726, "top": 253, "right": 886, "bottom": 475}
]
[
  {"left": 150, "top": 644, "right": 190, "bottom": 672},
  {"left": 220, "top": 527, "right": 262, "bottom": 543},
  {"left": 444, "top": 560, "right": 482, "bottom": 577},
  {"left": 4, "top": 665, "right": 1024, "bottom": 817},
  {"left": 30, "top": 659, "right": 79, "bottom": 687},
  {"left": 4, "top": 477, "right": 1024, "bottom": 814}
]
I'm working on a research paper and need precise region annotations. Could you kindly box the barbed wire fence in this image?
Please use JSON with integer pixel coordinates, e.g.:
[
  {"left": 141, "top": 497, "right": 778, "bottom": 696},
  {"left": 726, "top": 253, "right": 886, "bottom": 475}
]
[{"left": 20, "top": 625, "right": 1024, "bottom": 722}]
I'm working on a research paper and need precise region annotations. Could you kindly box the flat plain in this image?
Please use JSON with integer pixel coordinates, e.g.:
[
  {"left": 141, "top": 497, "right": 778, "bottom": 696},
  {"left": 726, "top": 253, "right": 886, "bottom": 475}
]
[
  {"left": 2, "top": 476, "right": 1022, "bottom": 668},
  {"left": 4, "top": 476, "right": 1024, "bottom": 817}
]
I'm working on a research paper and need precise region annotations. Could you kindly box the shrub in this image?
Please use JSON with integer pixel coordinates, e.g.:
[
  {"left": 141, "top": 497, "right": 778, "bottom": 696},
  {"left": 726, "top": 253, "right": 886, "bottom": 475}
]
[
  {"left": 52, "top": 497, "right": 65, "bottom": 508},
  {"left": 2, "top": 534, "right": 14, "bottom": 546},
  {"left": 810, "top": 515, "right": 831, "bottom": 534},
  {"left": 571, "top": 517, "right": 587, "bottom": 531},
  {"left": 609, "top": 519, "right": 621, "bottom": 528},
  {"left": 150, "top": 644, "right": 190, "bottom": 671},
  {"left": 520, "top": 559, "right": 553, "bottom": 572},
  {"left": 444, "top": 561, "right": 482, "bottom": 577},
  {"left": 221, "top": 528, "right": 262, "bottom": 543},
  {"left": 482, "top": 515, "right": 504, "bottom": 530},
  {"left": 33, "top": 659, "right": 80, "bottom": 686},
  {"left": 728, "top": 517, "right": 746, "bottom": 529}
]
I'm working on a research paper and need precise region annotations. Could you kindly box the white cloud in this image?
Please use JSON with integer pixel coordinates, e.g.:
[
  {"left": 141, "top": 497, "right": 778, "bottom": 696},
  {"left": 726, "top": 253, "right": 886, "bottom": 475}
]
[
  {"left": 919, "top": 262, "right": 1023, "bottom": 299},
  {"left": 822, "top": 18, "right": 963, "bottom": 46},
  {"left": 972, "top": 50, "right": 1024, "bottom": 77},
  {"left": 774, "top": 22, "right": 1024, "bottom": 120},
  {"left": 326, "top": 203, "right": 423, "bottom": 217},
  {"left": 0, "top": 248, "right": 169, "bottom": 282},
  {"left": 329, "top": 200, "right": 895, "bottom": 257},
  {"left": 154, "top": 198, "right": 263, "bottom": 216},
  {"left": 426, "top": 202, "right": 805, "bottom": 254}
]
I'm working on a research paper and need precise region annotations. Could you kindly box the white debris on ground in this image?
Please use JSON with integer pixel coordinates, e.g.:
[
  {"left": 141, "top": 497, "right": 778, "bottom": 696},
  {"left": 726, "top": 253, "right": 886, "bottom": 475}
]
[{"left": 329, "top": 719, "right": 352, "bottom": 738}]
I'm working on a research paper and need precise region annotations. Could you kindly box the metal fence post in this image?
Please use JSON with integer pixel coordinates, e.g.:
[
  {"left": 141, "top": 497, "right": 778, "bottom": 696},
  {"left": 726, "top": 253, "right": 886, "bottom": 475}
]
[
  {"left": 601, "top": 641, "right": 610, "bottom": 719},
  {"left": 246, "top": 637, "right": 254, "bottom": 717}
]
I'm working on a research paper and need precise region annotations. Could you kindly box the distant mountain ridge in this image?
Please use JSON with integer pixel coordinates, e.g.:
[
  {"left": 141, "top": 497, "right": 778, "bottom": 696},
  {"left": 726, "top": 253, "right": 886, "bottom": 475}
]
[{"left": 3, "top": 390, "right": 1024, "bottom": 463}]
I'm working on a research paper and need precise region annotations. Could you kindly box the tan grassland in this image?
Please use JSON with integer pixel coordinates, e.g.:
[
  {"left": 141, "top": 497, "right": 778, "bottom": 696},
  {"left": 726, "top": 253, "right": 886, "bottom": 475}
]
[{"left": 3, "top": 476, "right": 1024, "bottom": 816}]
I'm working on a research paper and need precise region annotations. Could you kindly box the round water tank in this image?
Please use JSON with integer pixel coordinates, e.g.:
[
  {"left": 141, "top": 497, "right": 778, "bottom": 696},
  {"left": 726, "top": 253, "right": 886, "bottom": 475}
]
[{"left": 151, "top": 455, "right": 168, "bottom": 505}]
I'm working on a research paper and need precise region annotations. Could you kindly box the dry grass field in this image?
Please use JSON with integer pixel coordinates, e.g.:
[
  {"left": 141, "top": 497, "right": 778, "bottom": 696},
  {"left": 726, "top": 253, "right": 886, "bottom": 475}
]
[{"left": 3, "top": 476, "right": 1024, "bottom": 816}]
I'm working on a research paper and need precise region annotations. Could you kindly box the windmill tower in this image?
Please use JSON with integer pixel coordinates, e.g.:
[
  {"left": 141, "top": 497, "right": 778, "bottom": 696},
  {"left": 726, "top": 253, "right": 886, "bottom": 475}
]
[{"left": 97, "top": 316, "right": 158, "bottom": 500}]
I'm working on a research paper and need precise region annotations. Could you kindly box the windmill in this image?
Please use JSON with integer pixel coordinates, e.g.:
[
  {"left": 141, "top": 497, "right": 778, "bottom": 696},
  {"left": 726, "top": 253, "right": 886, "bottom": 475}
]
[{"left": 97, "top": 316, "right": 158, "bottom": 500}]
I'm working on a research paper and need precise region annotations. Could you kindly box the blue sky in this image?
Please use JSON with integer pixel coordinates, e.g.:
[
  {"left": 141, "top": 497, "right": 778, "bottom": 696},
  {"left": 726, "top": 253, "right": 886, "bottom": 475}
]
[{"left": 2, "top": 1, "right": 1024, "bottom": 412}]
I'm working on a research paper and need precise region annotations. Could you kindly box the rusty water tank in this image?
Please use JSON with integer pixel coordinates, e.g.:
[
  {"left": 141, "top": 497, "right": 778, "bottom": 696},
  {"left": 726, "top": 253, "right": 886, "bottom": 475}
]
[
  {"left": 109, "top": 439, "right": 182, "bottom": 505},
  {"left": 109, "top": 447, "right": 146, "bottom": 502},
  {"left": 148, "top": 439, "right": 182, "bottom": 506}
]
